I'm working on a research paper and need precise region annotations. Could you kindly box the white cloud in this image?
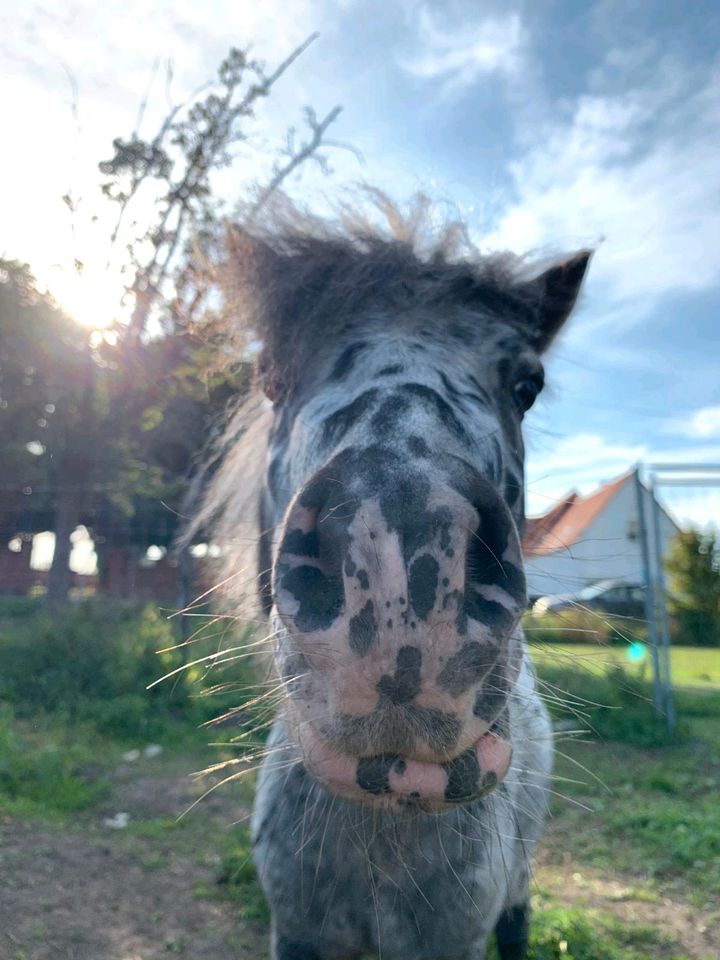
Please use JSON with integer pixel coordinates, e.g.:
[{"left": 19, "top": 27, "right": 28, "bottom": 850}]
[
  {"left": 526, "top": 432, "right": 646, "bottom": 515},
  {"left": 526, "top": 430, "right": 720, "bottom": 519},
  {"left": 484, "top": 53, "right": 720, "bottom": 317},
  {"left": 665, "top": 406, "right": 720, "bottom": 440},
  {"left": 0, "top": 1, "right": 350, "bottom": 319},
  {"left": 400, "top": 6, "right": 525, "bottom": 95}
]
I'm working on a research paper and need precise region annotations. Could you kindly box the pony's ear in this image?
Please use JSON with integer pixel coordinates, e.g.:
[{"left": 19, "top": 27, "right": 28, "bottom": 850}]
[
  {"left": 226, "top": 226, "right": 284, "bottom": 286},
  {"left": 226, "top": 226, "right": 295, "bottom": 403},
  {"left": 520, "top": 251, "right": 592, "bottom": 352}
]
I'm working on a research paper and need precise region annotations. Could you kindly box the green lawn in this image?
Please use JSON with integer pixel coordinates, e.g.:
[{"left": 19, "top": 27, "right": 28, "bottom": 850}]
[
  {"left": 529, "top": 642, "right": 720, "bottom": 688},
  {"left": 1, "top": 601, "right": 719, "bottom": 959}
]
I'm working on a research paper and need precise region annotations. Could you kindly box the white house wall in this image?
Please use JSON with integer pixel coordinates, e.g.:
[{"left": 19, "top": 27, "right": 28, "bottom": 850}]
[{"left": 524, "top": 479, "right": 680, "bottom": 599}]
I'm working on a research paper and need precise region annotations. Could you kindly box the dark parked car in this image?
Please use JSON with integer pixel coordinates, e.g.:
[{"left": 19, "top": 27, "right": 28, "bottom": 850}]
[{"left": 532, "top": 579, "right": 646, "bottom": 619}]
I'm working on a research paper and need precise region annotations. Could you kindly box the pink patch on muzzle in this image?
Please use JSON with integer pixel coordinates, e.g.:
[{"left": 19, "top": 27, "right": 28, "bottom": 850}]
[{"left": 296, "top": 721, "right": 512, "bottom": 809}]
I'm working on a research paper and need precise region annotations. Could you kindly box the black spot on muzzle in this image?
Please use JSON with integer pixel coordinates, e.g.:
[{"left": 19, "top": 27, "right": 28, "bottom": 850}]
[
  {"left": 349, "top": 599, "right": 377, "bottom": 655},
  {"left": 408, "top": 554, "right": 439, "bottom": 621},
  {"left": 356, "top": 753, "right": 401, "bottom": 795},
  {"left": 376, "top": 645, "right": 422, "bottom": 704},
  {"left": 437, "top": 641, "right": 499, "bottom": 696}
]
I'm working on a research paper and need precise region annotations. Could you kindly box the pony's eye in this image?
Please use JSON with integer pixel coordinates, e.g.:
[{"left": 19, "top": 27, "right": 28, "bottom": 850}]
[{"left": 512, "top": 376, "right": 542, "bottom": 414}]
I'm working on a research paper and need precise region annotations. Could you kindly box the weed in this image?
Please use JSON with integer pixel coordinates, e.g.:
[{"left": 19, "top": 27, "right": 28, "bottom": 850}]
[
  {"left": 0, "top": 705, "right": 110, "bottom": 814},
  {"left": 216, "top": 824, "right": 270, "bottom": 923},
  {"left": 482, "top": 901, "right": 675, "bottom": 959}
]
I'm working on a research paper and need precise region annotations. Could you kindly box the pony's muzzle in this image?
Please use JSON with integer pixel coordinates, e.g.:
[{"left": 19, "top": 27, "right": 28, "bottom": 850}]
[{"left": 272, "top": 453, "right": 526, "bottom": 803}]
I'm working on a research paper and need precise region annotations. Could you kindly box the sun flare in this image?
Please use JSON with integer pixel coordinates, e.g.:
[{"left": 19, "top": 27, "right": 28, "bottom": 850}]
[{"left": 47, "top": 265, "right": 128, "bottom": 330}]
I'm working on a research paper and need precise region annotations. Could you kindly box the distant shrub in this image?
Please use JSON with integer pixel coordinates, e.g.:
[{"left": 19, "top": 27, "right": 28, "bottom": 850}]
[
  {"left": 524, "top": 609, "right": 646, "bottom": 647},
  {"left": 666, "top": 529, "right": 720, "bottom": 647},
  {"left": 0, "top": 600, "right": 256, "bottom": 739},
  {"left": 0, "top": 704, "right": 109, "bottom": 813},
  {"left": 535, "top": 662, "right": 684, "bottom": 748},
  {"left": 0, "top": 596, "right": 43, "bottom": 620},
  {"left": 671, "top": 608, "right": 720, "bottom": 646}
]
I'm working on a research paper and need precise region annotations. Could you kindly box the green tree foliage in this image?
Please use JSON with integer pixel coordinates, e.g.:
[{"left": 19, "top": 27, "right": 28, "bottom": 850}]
[
  {"left": 665, "top": 529, "right": 720, "bottom": 646},
  {"left": 0, "top": 260, "right": 66, "bottom": 535},
  {"left": 99, "top": 37, "right": 342, "bottom": 340},
  {"left": 0, "top": 260, "right": 250, "bottom": 597},
  {"left": 1, "top": 38, "right": 343, "bottom": 605},
  {"left": 0, "top": 261, "right": 164, "bottom": 602}
]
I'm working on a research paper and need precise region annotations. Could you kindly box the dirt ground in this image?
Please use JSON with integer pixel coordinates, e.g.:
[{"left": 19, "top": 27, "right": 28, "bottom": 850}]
[
  {"left": 0, "top": 752, "right": 267, "bottom": 960},
  {"left": 534, "top": 847, "right": 719, "bottom": 959},
  {"left": 0, "top": 751, "right": 717, "bottom": 960}
]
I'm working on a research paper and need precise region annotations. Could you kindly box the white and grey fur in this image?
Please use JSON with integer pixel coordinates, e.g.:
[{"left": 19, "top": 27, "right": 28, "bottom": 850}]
[{"left": 196, "top": 197, "right": 591, "bottom": 960}]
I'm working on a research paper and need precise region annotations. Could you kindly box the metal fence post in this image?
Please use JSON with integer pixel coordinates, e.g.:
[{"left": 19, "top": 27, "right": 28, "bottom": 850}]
[
  {"left": 649, "top": 474, "right": 676, "bottom": 731},
  {"left": 634, "top": 467, "right": 663, "bottom": 714}
]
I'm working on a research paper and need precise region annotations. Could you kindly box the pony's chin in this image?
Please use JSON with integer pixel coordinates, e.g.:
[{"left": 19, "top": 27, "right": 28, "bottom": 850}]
[{"left": 295, "top": 721, "right": 512, "bottom": 810}]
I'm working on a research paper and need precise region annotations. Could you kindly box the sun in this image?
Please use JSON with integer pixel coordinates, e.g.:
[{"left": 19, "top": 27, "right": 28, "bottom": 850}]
[{"left": 46, "top": 263, "right": 128, "bottom": 330}]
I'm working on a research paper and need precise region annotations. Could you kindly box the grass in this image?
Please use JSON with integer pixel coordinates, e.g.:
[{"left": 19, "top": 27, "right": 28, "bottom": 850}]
[
  {"left": 527, "top": 645, "right": 720, "bottom": 906},
  {"left": 486, "top": 902, "right": 678, "bottom": 960},
  {"left": 0, "top": 705, "right": 113, "bottom": 816},
  {"left": 529, "top": 642, "right": 720, "bottom": 689},
  {"left": 546, "top": 728, "right": 720, "bottom": 904},
  {"left": 216, "top": 824, "right": 272, "bottom": 923},
  {"left": 0, "top": 598, "right": 267, "bottom": 816},
  {"left": 1, "top": 599, "right": 719, "bottom": 957}
]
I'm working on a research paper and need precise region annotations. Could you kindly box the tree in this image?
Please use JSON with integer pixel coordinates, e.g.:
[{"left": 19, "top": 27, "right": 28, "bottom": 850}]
[
  {"left": 0, "top": 260, "right": 157, "bottom": 605},
  {"left": 91, "top": 35, "right": 345, "bottom": 612},
  {"left": 1, "top": 36, "right": 345, "bottom": 606},
  {"left": 0, "top": 260, "right": 64, "bottom": 542},
  {"left": 0, "top": 263, "right": 245, "bottom": 605},
  {"left": 98, "top": 36, "right": 343, "bottom": 340},
  {"left": 665, "top": 529, "right": 720, "bottom": 646}
]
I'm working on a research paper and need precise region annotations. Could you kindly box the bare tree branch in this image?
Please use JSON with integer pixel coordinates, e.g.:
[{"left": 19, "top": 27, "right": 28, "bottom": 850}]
[
  {"left": 133, "top": 57, "right": 161, "bottom": 137},
  {"left": 247, "top": 105, "right": 343, "bottom": 220},
  {"left": 99, "top": 31, "right": 351, "bottom": 341}
]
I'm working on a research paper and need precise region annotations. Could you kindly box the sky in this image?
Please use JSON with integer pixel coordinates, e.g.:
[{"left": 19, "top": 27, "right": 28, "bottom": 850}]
[{"left": 2, "top": 0, "right": 720, "bottom": 541}]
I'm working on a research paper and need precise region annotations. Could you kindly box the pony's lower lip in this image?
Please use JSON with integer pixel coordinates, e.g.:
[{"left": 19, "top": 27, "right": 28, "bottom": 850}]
[{"left": 296, "top": 723, "right": 512, "bottom": 808}]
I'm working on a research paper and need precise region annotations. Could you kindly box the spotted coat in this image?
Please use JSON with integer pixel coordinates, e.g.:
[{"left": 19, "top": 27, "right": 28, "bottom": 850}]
[{"left": 207, "top": 208, "right": 591, "bottom": 960}]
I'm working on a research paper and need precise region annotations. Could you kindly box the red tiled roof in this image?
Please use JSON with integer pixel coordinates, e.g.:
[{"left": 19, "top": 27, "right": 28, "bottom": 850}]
[
  {"left": 523, "top": 470, "right": 634, "bottom": 557},
  {"left": 523, "top": 492, "right": 578, "bottom": 554}
]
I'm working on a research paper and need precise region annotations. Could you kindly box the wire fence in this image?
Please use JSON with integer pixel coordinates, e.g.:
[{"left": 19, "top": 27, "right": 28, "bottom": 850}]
[{"left": 637, "top": 462, "right": 720, "bottom": 731}]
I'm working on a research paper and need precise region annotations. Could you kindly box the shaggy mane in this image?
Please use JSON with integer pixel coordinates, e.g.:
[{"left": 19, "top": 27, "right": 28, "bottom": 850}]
[{"left": 219, "top": 190, "right": 538, "bottom": 399}]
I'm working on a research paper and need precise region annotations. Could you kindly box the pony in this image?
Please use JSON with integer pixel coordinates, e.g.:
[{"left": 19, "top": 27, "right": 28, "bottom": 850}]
[{"left": 195, "top": 195, "right": 591, "bottom": 959}]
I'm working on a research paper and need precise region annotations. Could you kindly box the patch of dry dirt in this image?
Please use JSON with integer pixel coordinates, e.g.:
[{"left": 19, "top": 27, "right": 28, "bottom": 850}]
[
  {"left": 537, "top": 824, "right": 720, "bottom": 959},
  {"left": 2, "top": 752, "right": 718, "bottom": 960},
  {"left": 0, "top": 752, "right": 266, "bottom": 960}
]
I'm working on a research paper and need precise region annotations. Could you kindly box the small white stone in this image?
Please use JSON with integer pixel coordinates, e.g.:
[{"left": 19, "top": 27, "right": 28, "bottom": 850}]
[
  {"left": 143, "top": 744, "right": 164, "bottom": 759},
  {"left": 103, "top": 812, "right": 131, "bottom": 829},
  {"left": 121, "top": 749, "right": 141, "bottom": 762}
]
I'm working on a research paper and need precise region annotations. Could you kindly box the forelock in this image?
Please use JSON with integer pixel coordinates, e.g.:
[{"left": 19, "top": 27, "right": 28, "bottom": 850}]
[{"left": 218, "top": 192, "right": 543, "bottom": 396}]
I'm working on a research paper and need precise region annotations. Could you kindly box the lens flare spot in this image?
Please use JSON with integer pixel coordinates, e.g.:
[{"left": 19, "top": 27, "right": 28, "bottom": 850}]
[{"left": 627, "top": 641, "right": 646, "bottom": 663}]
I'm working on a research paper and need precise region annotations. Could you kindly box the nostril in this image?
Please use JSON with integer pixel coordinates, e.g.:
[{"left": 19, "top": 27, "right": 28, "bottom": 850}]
[
  {"left": 278, "top": 563, "right": 344, "bottom": 633},
  {"left": 466, "top": 495, "right": 525, "bottom": 604},
  {"left": 279, "top": 484, "right": 352, "bottom": 578},
  {"left": 280, "top": 528, "right": 320, "bottom": 559},
  {"left": 275, "top": 483, "right": 354, "bottom": 633},
  {"left": 466, "top": 523, "right": 524, "bottom": 601},
  {"left": 460, "top": 485, "right": 527, "bottom": 636}
]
